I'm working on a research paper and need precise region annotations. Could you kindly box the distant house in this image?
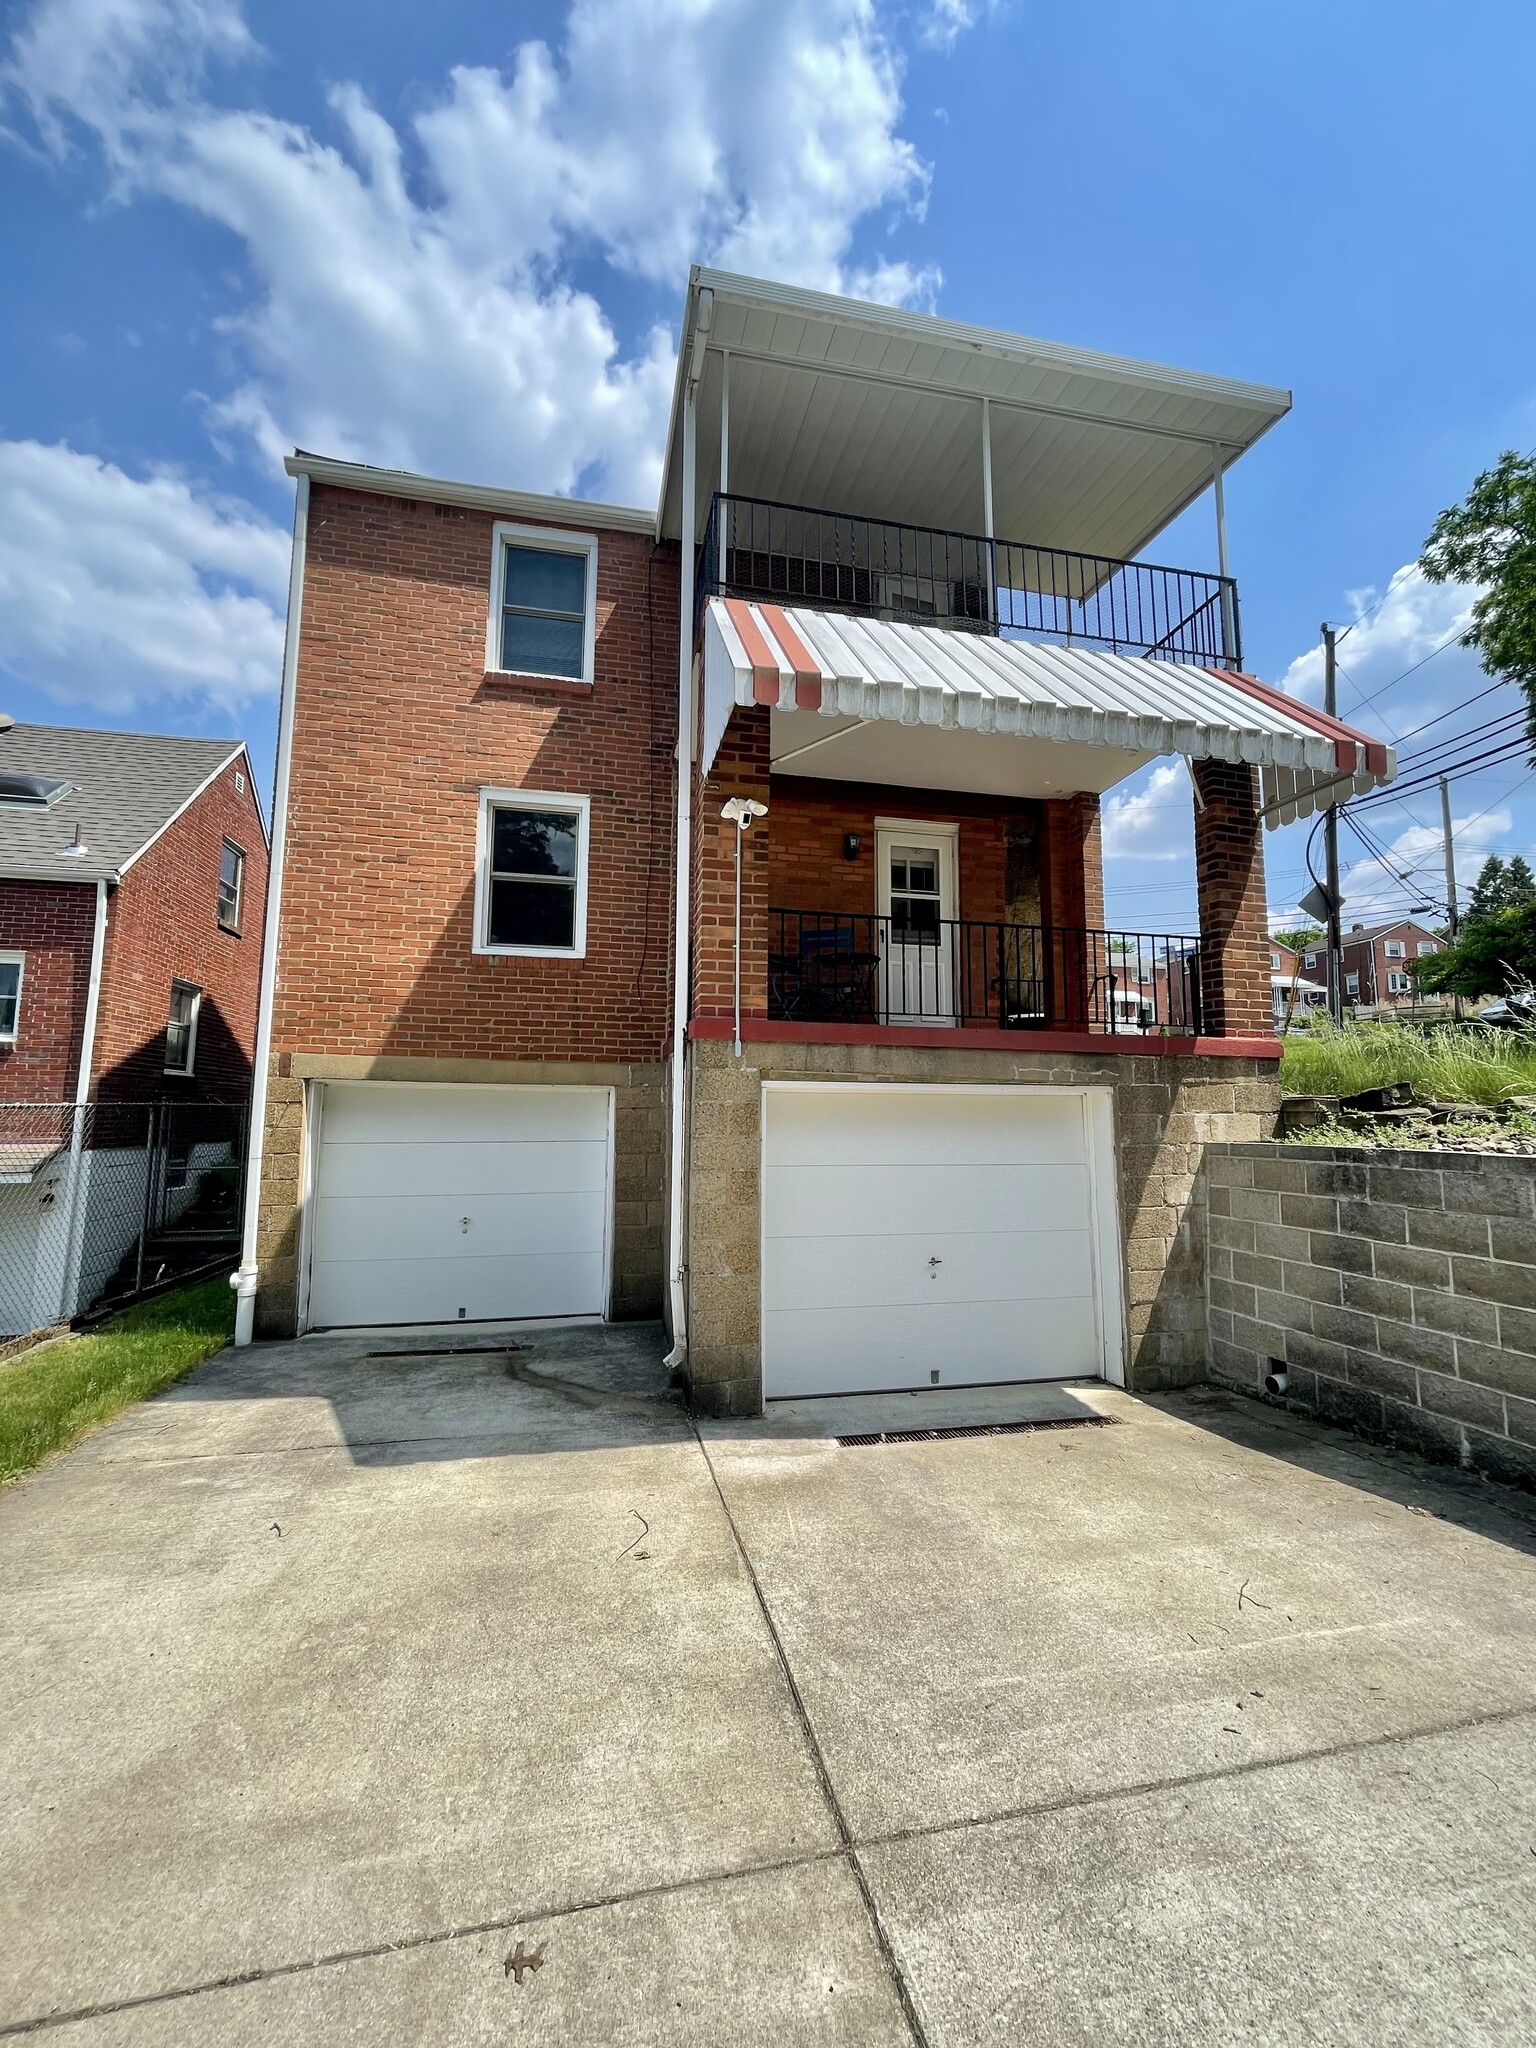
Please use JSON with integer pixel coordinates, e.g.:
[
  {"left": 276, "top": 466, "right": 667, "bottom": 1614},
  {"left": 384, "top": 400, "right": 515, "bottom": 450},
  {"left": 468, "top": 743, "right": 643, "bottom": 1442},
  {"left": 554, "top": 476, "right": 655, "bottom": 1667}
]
[
  {"left": 0, "top": 724, "right": 269, "bottom": 1332},
  {"left": 1304, "top": 919, "right": 1444, "bottom": 1010},
  {"left": 1267, "top": 938, "right": 1328, "bottom": 1030}
]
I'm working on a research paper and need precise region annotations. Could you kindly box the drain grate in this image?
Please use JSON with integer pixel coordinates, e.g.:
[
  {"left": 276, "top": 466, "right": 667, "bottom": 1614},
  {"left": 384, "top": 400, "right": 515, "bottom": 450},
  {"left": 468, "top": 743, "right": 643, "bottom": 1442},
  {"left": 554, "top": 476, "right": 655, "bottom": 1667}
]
[
  {"left": 365, "top": 1343, "right": 525, "bottom": 1360},
  {"left": 836, "top": 1415, "right": 1115, "bottom": 1448}
]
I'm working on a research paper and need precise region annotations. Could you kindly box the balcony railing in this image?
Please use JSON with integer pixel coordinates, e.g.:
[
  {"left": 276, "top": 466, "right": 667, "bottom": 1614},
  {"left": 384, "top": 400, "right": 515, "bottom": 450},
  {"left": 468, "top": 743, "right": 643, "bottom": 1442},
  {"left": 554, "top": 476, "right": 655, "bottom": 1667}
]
[
  {"left": 698, "top": 493, "right": 1240, "bottom": 668},
  {"left": 768, "top": 911, "right": 1204, "bottom": 1034}
]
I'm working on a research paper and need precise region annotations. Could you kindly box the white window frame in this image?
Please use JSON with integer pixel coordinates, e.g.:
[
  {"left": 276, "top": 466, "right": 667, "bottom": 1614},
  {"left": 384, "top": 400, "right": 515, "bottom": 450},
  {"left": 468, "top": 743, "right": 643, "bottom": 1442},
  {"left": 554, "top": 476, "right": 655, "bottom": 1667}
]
[
  {"left": 1303, "top": 950, "right": 1317, "bottom": 970},
  {"left": 473, "top": 789, "right": 590, "bottom": 959},
  {"left": 1344, "top": 972, "right": 1360, "bottom": 998},
  {"left": 1387, "top": 971, "right": 1411, "bottom": 994},
  {"left": 217, "top": 837, "right": 245, "bottom": 933},
  {"left": 0, "top": 951, "right": 24, "bottom": 1042},
  {"left": 164, "top": 980, "right": 202, "bottom": 1076},
  {"left": 485, "top": 521, "right": 599, "bottom": 684},
  {"left": 1417, "top": 941, "right": 1438, "bottom": 956},
  {"left": 1383, "top": 939, "right": 1406, "bottom": 958}
]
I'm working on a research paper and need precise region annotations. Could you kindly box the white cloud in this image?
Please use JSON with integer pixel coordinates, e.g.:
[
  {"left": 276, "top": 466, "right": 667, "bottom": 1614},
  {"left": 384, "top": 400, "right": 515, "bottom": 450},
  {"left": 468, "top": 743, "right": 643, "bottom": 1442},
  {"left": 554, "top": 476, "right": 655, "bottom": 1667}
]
[
  {"left": 1332, "top": 805, "right": 1512, "bottom": 927},
  {"left": 5, "top": 0, "right": 944, "bottom": 502},
  {"left": 1276, "top": 560, "right": 1483, "bottom": 732},
  {"left": 0, "top": 440, "right": 287, "bottom": 714},
  {"left": 1101, "top": 760, "right": 1190, "bottom": 861}
]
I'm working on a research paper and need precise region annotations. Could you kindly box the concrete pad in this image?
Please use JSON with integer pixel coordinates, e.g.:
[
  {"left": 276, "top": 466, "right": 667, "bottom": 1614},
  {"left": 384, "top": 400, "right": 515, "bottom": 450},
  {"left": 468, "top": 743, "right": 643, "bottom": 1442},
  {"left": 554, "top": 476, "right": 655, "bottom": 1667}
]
[
  {"left": 35, "top": 1859, "right": 910, "bottom": 2048},
  {"left": 702, "top": 1385, "right": 1536, "bottom": 1840},
  {"left": 0, "top": 1325, "right": 838, "bottom": 2029},
  {"left": 862, "top": 1711, "right": 1536, "bottom": 2047},
  {"left": 748, "top": 1380, "right": 1118, "bottom": 1440}
]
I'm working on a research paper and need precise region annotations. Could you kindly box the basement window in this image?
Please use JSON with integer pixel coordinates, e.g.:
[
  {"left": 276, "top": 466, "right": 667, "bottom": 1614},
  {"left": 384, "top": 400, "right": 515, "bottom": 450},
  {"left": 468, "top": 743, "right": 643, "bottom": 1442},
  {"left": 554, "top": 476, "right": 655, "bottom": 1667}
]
[
  {"left": 164, "top": 981, "right": 201, "bottom": 1076},
  {"left": 487, "top": 523, "right": 597, "bottom": 683},
  {"left": 474, "top": 790, "right": 589, "bottom": 957}
]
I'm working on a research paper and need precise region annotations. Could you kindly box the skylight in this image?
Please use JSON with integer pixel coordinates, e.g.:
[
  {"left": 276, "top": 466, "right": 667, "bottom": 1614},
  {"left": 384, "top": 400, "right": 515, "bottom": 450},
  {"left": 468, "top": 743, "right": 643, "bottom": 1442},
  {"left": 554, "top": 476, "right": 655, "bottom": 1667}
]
[{"left": 0, "top": 774, "right": 73, "bottom": 807}]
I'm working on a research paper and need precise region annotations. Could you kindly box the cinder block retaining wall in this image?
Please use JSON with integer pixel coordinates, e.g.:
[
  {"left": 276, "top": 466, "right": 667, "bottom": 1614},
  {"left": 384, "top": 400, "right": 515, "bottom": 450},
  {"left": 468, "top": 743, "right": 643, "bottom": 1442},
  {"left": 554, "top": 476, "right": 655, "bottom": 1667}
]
[{"left": 1205, "top": 1143, "right": 1536, "bottom": 1490}]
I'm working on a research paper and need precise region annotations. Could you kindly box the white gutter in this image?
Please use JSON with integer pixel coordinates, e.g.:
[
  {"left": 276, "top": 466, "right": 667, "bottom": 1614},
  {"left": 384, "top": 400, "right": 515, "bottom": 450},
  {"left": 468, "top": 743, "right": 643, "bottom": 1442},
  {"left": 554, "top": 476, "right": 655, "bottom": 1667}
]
[
  {"left": 663, "top": 340, "right": 704, "bottom": 1370},
  {"left": 55, "top": 877, "right": 109, "bottom": 1321},
  {"left": 232, "top": 475, "right": 309, "bottom": 1345}
]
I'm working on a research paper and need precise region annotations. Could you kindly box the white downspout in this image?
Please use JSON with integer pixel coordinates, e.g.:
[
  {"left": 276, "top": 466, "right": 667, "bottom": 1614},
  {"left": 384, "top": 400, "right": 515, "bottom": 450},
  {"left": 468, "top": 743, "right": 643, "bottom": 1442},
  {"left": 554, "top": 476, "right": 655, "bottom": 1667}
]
[
  {"left": 232, "top": 474, "right": 309, "bottom": 1346},
  {"left": 55, "top": 877, "right": 109, "bottom": 1322},
  {"left": 664, "top": 383, "right": 698, "bottom": 1370}
]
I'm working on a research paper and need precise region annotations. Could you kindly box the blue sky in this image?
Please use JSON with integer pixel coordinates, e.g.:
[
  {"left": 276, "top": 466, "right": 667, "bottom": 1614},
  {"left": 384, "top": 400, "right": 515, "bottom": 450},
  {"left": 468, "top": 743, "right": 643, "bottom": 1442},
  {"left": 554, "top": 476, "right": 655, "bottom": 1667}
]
[{"left": 2, "top": 0, "right": 1534, "bottom": 938}]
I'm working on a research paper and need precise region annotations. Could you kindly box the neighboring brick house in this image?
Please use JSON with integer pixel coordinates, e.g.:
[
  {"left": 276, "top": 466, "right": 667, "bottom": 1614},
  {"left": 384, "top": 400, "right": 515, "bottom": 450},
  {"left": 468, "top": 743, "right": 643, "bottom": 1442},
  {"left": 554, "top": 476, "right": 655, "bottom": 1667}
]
[
  {"left": 1267, "top": 938, "right": 1328, "bottom": 1030},
  {"left": 1303, "top": 919, "right": 1444, "bottom": 1009},
  {"left": 0, "top": 724, "right": 268, "bottom": 1330},
  {"left": 236, "top": 268, "right": 1397, "bottom": 1413}
]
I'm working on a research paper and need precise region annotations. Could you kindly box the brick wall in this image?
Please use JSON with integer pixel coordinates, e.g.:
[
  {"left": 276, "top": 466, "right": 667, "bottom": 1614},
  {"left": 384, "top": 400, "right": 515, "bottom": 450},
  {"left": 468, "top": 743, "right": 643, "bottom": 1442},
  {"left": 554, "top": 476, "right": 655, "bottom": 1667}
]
[
  {"left": 1192, "top": 760, "right": 1271, "bottom": 1038},
  {"left": 0, "top": 880, "right": 96, "bottom": 1101},
  {"left": 1206, "top": 1143, "right": 1536, "bottom": 1491},
  {"left": 92, "top": 757, "right": 269, "bottom": 1102},
  {"left": 693, "top": 706, "right": 770, "bottom": 1019},
  {"left": 272, "top": 484, "right": 679, "bottom": 1064}
]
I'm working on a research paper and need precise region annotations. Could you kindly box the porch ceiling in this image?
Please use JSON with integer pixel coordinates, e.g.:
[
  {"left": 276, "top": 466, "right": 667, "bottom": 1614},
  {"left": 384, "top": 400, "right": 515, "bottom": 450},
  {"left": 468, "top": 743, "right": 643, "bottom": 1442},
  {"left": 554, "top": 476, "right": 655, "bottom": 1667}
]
[
  {"left": 660, "top": 270, "right": 1292, "bottom": 559},
  {"left": 701, "top": 598, "right": 1397, "bottom": 825}
]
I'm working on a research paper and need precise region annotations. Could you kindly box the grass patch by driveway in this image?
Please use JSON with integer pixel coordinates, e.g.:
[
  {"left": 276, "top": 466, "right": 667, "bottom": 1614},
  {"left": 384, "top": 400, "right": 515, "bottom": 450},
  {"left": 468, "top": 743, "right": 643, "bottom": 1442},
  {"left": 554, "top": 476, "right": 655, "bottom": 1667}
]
[
  {"left": 0, "top": 1277, "right": 234, "bottom": 1485},
  {"left": 1280, "top": 1019, "right": 1536, "bottom": 1103}
]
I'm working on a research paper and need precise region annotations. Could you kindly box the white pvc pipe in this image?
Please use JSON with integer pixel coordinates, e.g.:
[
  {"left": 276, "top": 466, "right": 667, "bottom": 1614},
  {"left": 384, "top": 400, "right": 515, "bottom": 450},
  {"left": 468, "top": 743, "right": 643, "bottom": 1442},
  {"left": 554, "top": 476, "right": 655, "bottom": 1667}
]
[
  {"left": 732, "top": 819, "right": 743, "bottom": 1060},
  {"left": 663, "top": 390, "right": 697, "bottom": 1370},
  {"left": 232, "top": 475, "right": 309, "bottom": 1345}
]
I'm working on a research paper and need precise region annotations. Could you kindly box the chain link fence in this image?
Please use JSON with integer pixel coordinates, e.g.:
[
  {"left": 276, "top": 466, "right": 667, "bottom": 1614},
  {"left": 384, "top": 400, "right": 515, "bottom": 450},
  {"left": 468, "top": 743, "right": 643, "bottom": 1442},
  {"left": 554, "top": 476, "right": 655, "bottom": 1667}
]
[{"left": 0, "top": 1101, "right": 248, "bottom": 1339}]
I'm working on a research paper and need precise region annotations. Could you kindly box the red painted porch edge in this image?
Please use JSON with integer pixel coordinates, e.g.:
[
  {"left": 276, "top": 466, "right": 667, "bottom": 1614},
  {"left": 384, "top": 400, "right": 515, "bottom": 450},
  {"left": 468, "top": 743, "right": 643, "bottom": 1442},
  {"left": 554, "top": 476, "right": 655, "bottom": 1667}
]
[{"left": 689, "top": 1017, "right": 1281, "bottom": 1060}]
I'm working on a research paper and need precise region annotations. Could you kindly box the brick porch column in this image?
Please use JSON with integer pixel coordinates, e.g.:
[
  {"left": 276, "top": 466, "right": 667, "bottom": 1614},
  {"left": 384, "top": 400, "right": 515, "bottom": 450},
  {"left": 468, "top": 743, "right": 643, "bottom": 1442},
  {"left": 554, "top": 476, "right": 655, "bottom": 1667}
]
[
  {"left": 1042, "top": 793, "right": 1103, "bottom": 1025},
  {"left": 1193, "top": 759, "right": 1271, "bottom": 1038},
  {"left": 693, "top": 705, "right": 770, "bottom": 1021}
]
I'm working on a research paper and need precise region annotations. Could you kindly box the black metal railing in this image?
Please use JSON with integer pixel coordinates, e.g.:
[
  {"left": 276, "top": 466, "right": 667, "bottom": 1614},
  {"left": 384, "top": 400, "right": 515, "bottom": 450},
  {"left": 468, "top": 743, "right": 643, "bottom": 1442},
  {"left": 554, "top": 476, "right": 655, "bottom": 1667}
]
[
  {"left": 767, "top": 911, "right": 1204, "bottom": 1034},
  {"left": 699, "top": 493, "right": 1240, "bottom": 668}
]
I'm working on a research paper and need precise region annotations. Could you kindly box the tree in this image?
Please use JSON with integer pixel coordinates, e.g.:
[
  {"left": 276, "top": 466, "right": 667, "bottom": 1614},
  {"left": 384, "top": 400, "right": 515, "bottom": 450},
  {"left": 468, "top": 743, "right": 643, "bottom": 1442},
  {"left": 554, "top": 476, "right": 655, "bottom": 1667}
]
[
  {"left": 1414, "top": 902, "right": 1536, "bottom": 998},
  {"left": 1271, "top": 926, "right": 1323, "bottom": 955},
  {"left": 1465, "top": 853, "right": 1536, "bottom": 921},
  {"left": 1419, "top": 450, "right": 1536, "bottom": 756}
]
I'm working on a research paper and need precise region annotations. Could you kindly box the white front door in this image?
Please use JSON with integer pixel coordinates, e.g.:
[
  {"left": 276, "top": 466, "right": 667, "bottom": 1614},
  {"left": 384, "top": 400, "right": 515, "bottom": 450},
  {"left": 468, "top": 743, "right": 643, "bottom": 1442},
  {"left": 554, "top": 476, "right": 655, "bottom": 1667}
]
[
  {"left": 307, "top": 1084, "right": 612, "bottom": 1329},
  {"left": 761, "top": 1084, "right": 1116, "bottom": 1398},
  {"left": 877, "top": 826, "right": 956, "bottom": 1024}
]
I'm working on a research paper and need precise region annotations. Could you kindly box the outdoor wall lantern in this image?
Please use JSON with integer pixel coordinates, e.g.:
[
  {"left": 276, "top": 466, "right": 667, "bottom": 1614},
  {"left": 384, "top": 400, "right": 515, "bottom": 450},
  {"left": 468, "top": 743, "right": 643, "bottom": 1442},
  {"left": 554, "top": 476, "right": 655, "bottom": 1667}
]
[{"left": 844, "top": 832, "right": 863, "bottom": 861}]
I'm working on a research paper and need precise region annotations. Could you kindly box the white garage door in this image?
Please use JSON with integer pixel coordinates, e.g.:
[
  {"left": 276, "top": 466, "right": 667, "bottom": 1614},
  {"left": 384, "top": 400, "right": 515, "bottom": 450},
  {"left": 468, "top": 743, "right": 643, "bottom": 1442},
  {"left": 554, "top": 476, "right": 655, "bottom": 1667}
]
[
  {"left": 761, "top": 1086, "right": 1110, "bottom": 1399},
  {"left": 308, "top": 1085, "right": 611, "bottom": 1329}
]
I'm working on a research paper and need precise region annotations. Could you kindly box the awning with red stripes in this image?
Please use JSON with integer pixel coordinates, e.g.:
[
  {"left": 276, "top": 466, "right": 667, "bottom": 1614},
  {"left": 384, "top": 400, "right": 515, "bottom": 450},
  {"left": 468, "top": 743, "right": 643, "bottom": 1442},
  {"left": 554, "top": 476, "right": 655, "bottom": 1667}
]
[{"left": 701, "top": 596, "right": 1394, "bottom": 827}]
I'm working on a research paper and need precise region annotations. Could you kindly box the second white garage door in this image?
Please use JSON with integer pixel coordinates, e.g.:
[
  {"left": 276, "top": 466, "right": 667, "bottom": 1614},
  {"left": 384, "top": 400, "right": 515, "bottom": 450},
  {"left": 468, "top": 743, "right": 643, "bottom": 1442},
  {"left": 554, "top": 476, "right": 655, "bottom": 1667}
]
[
  {"left": 307, "top": 1084, "right": 612, "bottom": 1329},
  {"left": 761, "top": 1085, "right": 1115, "bottom": 1399}
]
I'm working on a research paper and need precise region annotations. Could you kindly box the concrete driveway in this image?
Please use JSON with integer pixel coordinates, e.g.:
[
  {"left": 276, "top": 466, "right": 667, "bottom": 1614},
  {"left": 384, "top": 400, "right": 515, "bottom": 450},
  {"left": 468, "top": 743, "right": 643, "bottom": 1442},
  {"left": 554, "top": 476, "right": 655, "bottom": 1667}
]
[{"left": 3, "top": 1323, "right": 1535, "bottom": 2045}]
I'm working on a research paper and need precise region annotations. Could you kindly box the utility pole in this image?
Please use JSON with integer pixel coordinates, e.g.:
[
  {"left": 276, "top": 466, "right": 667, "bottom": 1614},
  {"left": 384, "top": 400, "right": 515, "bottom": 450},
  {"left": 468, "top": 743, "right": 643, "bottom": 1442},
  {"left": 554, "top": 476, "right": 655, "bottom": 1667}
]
[
  {"left": 1322, "top": 624, "right": 1344, "bottom": 1023},
  {"left": 1440, "top": 775, "right": 1463, "bottom": 1022}
]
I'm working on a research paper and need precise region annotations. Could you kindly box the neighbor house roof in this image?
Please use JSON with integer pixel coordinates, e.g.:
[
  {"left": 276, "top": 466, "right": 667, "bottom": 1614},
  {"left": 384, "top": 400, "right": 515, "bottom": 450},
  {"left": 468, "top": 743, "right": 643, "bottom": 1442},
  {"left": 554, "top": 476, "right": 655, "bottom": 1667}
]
[
  {"left": 1342, "top": 919, "right": 1438, "bottom": 945},
  {"left": 701, "top": 598, "right": 1394, "bottom": 825},
  {"left": 283, "top": 452, "right": 655, "bottom": 535},
  {"left": 0, "top": 726, "right": 253, "bottom": 884}
]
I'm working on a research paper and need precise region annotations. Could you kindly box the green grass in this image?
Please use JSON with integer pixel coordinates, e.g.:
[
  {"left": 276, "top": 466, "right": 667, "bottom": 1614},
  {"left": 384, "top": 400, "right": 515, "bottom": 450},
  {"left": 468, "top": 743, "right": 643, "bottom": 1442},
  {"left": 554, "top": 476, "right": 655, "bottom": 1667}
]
[
  {"left": 0, "top": 1276, "right": 234, "bottom": 1486},
  {"left": 1279, "top": 1020, "right": 1536, "bottom": 1105}
]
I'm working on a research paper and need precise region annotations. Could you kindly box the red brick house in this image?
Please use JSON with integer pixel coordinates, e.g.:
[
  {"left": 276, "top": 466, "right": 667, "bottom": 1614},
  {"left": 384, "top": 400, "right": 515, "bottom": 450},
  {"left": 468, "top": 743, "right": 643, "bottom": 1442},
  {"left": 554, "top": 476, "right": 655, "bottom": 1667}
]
[
  {"left": 236, "top": 269, "right": 1396, "bottom": 1411},
  {"left": 1303, "top": 919, "right": 1444, "bottom": 1010},
  {"left": 0, "top": 723, "right": 268, "bottom": 1329}
]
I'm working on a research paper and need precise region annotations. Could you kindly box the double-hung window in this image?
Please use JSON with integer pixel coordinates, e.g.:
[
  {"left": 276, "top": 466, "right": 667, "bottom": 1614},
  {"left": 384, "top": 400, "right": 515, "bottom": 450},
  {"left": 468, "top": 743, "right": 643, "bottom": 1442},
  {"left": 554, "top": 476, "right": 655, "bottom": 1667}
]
[
  {"left": 488, "top": 523, "right": 598, "bottom": 682},
  {"left": 1387, "top": 971, "right": 1411, "bottom": 994},
  {"left": 475, "top": 791, "right": 590, "bottom": 956},
  {"left": 165, "top": 981, "right": 201, "bottom": 1075},
  {"left": 0, "top": 953, "right": 24, "bottom": 1041},
  {"left": 217, "top": 839, "right": 245, "bottom": 932},
  {"left": 1383, "top": 939, "right": 1406, "bottom": 959}
]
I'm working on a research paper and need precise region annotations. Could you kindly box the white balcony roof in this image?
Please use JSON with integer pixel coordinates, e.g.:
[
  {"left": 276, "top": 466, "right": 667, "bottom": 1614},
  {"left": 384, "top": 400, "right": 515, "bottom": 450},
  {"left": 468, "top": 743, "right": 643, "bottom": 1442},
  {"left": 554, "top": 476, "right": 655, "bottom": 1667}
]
[
  {"left": 701, "top": 598, "right": 1394, "bottom": 826},
  {"left": 661, "top": 270, "right": 1291, "bottom": 561}
]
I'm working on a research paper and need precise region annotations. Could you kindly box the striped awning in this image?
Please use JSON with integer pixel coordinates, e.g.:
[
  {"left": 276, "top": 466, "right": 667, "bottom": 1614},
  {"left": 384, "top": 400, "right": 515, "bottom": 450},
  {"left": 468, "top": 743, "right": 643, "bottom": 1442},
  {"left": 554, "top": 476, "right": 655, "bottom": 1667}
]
[{"left": 701, "top": 597, "right": 1393, "bottom": 827}]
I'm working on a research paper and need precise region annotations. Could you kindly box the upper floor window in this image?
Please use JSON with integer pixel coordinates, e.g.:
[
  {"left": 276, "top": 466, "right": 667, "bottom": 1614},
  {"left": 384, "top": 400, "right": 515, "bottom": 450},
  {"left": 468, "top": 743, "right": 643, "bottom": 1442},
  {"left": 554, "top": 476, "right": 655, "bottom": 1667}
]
[
  {"left": 487, "top": 523, "right": 598, "bottom": 683},
  {"left": 1269, "top": 951, "right": 1281, "bottom": 970},
  {"left": 474, "top": 790, "right": 589, "bottom": 957},
  {"left": 1383, "top": 939, "right": 1406, "bottom": 958},
  {"left": 1303, "top": 950, "right": 1317, "bottom": 969},
  {"left": 1417, "top": 940, "right": 1438, "bottom": 956},
  {"left": 165, "top": 981, "right": 201, "bottom": 1076},
  {"left": 0, "top": 953, "right": 24, "bottom": 1040},
  {"left": 217, "top": 839, "right": 245, "bottom": 932}
]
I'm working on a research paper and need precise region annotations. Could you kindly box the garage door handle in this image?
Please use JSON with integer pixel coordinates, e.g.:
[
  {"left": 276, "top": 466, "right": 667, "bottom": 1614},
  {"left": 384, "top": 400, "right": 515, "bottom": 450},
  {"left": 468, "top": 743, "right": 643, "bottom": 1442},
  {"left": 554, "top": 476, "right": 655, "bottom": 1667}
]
[
  {"left": 460, "top": 1216, "right": 472, "bottom": 1232},
  {"left": 928, "top": 1256, "right": 942, "bottom": 1266}
]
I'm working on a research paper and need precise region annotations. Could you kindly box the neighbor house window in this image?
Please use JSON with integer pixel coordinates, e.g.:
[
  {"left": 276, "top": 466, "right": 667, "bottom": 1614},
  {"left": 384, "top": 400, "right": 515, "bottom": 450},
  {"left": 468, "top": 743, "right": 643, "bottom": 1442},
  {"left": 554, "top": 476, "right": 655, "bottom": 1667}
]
[
  {"left": 487, "top": 523, "right": 598, "bottom": 682},
  {"left": 474, "top": 790, "right": 590, "bottom": 957},
  {"left": 0, "top": 954, "right": 24, "bottom": 1041},
  {"left": 217, "top": 839, "right": 245, "bottom": 932},
  {"left": 1269, "top": 951, "right": 1281, "bottom": 970},
  {"left": 1387, "top": 972, "right": 1411, "bottom": 994},
  {"left": 1303, "top": 950, "right": 1317, "bottom": 970},
  {"left": 1345, "top": 973, "right": 1360, "bottom": 998},
  {"left": 1417, "top": 941, "right": 1438, "bottom": 956},
  {"left": 1383, "top": 939, "right": 1406, "bottom": 958},
  {"left": 164, "top": 982, "right": 201, "bottom": 1075}
]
